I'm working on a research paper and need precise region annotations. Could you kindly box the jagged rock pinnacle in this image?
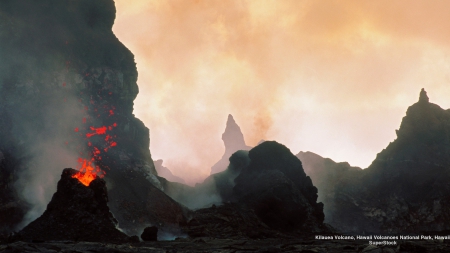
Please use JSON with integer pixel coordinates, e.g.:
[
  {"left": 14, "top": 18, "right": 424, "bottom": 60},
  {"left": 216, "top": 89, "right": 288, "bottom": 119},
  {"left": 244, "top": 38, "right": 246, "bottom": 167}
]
[
  {"left": 419, "top": 88, "right": 429, "bottom": 103},
  {"left": 222, "top": 114, "right": 246, "bottom": 150},
  {"left": 211, "top": 114, "right": 251, "bottom": 174}
]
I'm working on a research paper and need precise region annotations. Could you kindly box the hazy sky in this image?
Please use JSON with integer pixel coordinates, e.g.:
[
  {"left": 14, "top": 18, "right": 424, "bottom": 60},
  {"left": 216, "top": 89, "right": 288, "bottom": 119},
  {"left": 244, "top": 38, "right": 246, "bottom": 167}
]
[{"left": 113, "top": 0, "right": 450, "bottom": 185}]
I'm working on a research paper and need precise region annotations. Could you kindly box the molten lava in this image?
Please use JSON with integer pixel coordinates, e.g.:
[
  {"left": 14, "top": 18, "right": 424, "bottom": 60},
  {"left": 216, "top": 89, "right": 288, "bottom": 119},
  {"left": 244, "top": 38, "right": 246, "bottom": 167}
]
[
  {"left": 72, "top": 159, "right": 104, "bottom": 186},
  {"left": 72, "top": 122, "right": 118, "bottom": 186},
  {"left": 67, "top": 69, "right": 118, "bottom": 187}
]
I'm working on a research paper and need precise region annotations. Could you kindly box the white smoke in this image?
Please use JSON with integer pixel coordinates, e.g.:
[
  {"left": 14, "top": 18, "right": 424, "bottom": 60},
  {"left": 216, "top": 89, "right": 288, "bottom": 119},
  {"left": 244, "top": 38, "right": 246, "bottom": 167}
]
[{"left": 13, "top": 78, "right": 86, "bottom": 230}]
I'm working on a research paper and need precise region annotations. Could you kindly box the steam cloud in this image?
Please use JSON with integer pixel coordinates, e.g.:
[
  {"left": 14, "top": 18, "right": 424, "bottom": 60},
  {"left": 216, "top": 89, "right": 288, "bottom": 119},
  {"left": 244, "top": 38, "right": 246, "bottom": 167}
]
[
  {"left": 1, "top": 67, "right": 89, "bottom": 228},
  {"left": 113, "top": 0, "right": 450, "bottom": 185},
  {"left": 162, "top": 150, "right": 250, "bottom": 210},
  {"left": 0, "top": 0, "right": 125, "bottom": 229},
  {"left": 14, "top": 93, "right": 84, "bottom": 229}
]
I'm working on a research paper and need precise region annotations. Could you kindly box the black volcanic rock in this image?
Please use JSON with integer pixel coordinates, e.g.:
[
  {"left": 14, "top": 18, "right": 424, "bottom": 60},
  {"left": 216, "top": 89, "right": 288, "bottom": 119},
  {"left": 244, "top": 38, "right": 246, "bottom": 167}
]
[
  {"left": 296, "top": 151, "right": 362, "bottom": 221},
  {"left": 211, "top": 115, "right": 251, "bottom": 175},
  {"left": 0, "top": 0, "right": 187, "bottom": 234},
  {"left": 419, "top": 88, "right": 429, "bottom": 103},
  {"left": 181, "top": 203, "right": 282, "bottom": 239},
  {"left": 233, "top": 141, "right": 325, "bottom": 232},
  {"left": 164, "top": 141, "right": 329, "bottom": 234},
  {"left": 325, "top": 89, "right": 450, "bottom": 233},
  {"left": 141, "top": 226, "right": 158, "bottom": 241},
  {"left": 19, "top": 168, "right": 129, "bottom": 242}
]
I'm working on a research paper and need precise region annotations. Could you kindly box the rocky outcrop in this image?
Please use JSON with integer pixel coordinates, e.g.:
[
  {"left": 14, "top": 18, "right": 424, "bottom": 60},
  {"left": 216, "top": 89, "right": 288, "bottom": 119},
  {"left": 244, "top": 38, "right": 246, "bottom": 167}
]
[
  {"left": 181, "top": 203, "right": 284, "bottom": 239},
  {"left": 154, "top": 159, "right": 185, "bottom": 184},
  {"left": 0, "top": 0, "right": 186, "bottom": 235},
  {"left": 140, "top": 226, "right": 158, "bottom": 241},
  {"left": 210, "top": 114, "right": 251, "bottom": 175},
  {"left": 325, "top": 89, "right": 450, "bottom": 234},
  {"left": 232, "top": 141, "right": 326, "bottom": 232},
  {"left": 164, "top": 141, "right": 329, "bottom": 234},
  {"left": 296, "top": 151, "right": 362, "bottom": 222},
  {"left": 19, "top": 168, "right": 129, "bottom": 242}
]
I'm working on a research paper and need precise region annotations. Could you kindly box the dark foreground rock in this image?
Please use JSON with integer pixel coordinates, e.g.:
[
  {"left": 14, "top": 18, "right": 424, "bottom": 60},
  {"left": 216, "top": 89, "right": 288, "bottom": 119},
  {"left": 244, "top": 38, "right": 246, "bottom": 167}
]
[
  {"left": 18, "top": 168, "right": 129, "bottom": 243},
  {"left": 141, "top": 226, "right": 158, "bottom": 241},
  {"left": 1, "top": 238, "right": 450, "bottom": 253},
  {"left": 181, "top": 203, "right": 282, "bottom": 239}
]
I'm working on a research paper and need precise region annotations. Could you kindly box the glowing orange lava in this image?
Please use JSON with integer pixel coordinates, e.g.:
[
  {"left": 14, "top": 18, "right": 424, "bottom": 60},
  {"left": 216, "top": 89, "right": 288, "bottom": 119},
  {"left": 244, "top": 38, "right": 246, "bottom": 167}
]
[
  {"left": 72, "top": 159, "right": 104, "bottom": 186},
  {"left": 72, "top": 122, "right": 118, "bottom": 186},
  {"left": 68, "top": 68, "right": 118, "bottom": 187}
]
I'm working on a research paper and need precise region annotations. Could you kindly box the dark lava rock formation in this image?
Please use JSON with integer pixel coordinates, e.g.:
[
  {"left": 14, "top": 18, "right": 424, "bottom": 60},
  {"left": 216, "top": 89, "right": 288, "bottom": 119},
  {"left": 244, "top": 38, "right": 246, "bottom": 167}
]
[
  {"left": 0, "top": 0, "right": 187, "bottom": 235},
  {"left": 318, "top": 89, "right": 450, "bottom": 234},
  {"left": 210, "top": 114, "right": 251, "bottom": 175},
  {"left": 19, "top": 168, "right": 129, "bottom": 242},
  {"left": 162, "top": 141, "right": 329, "bottom": 235},
  {"left": 296, "top": 151, "right": 362, "bottom": 223},
  {"left": 182, "top": 203, "right": 283, "bottom": 239},
  {"left": 140, "top": 226, "right": 158, "bottom": 242},
  {"left": 154, "top": 159, "right": 185, "bottom": 184},
  {"left": 232, "top": 141, "right": 326, "bottom": 232}
]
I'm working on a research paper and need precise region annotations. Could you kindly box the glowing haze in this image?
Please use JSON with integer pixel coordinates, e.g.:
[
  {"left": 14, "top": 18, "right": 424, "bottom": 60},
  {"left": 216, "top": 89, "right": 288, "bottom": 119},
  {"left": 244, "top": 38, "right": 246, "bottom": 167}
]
[{"left": 113, "top": 0, "right": 450, "bottom": 185}]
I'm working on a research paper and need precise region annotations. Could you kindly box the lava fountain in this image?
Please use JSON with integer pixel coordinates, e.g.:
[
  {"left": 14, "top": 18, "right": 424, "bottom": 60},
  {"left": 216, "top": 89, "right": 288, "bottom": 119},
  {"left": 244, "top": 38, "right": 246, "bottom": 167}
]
[
  {"left": 67, "top": 70, "right": 119, "bottom": 186},
  {"left": 72, "top": 122, "right": 118, "bottom": 186}
]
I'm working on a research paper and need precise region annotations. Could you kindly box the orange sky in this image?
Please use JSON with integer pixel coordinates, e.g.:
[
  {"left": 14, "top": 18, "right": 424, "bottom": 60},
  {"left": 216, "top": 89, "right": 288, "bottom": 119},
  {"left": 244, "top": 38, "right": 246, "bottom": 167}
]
[{"left": 113, "top": 0, "right": 450, "bottom": 185}]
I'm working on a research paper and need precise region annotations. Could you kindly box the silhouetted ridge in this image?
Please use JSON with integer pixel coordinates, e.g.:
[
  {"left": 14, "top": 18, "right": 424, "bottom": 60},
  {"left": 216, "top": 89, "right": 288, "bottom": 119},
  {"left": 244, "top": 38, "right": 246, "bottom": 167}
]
[
  {"left": 377, "top": 88, "right": 450, "bottom": 167},
  {"left": 319, "top": 89, "right": 450, "bottom": 233}
]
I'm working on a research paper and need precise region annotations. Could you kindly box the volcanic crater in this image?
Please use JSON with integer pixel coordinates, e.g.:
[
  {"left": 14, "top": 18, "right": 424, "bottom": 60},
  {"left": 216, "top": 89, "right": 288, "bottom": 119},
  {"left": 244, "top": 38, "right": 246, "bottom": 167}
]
[{"left": 1, "top": 0, "right": 450, "bottom": 252}]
